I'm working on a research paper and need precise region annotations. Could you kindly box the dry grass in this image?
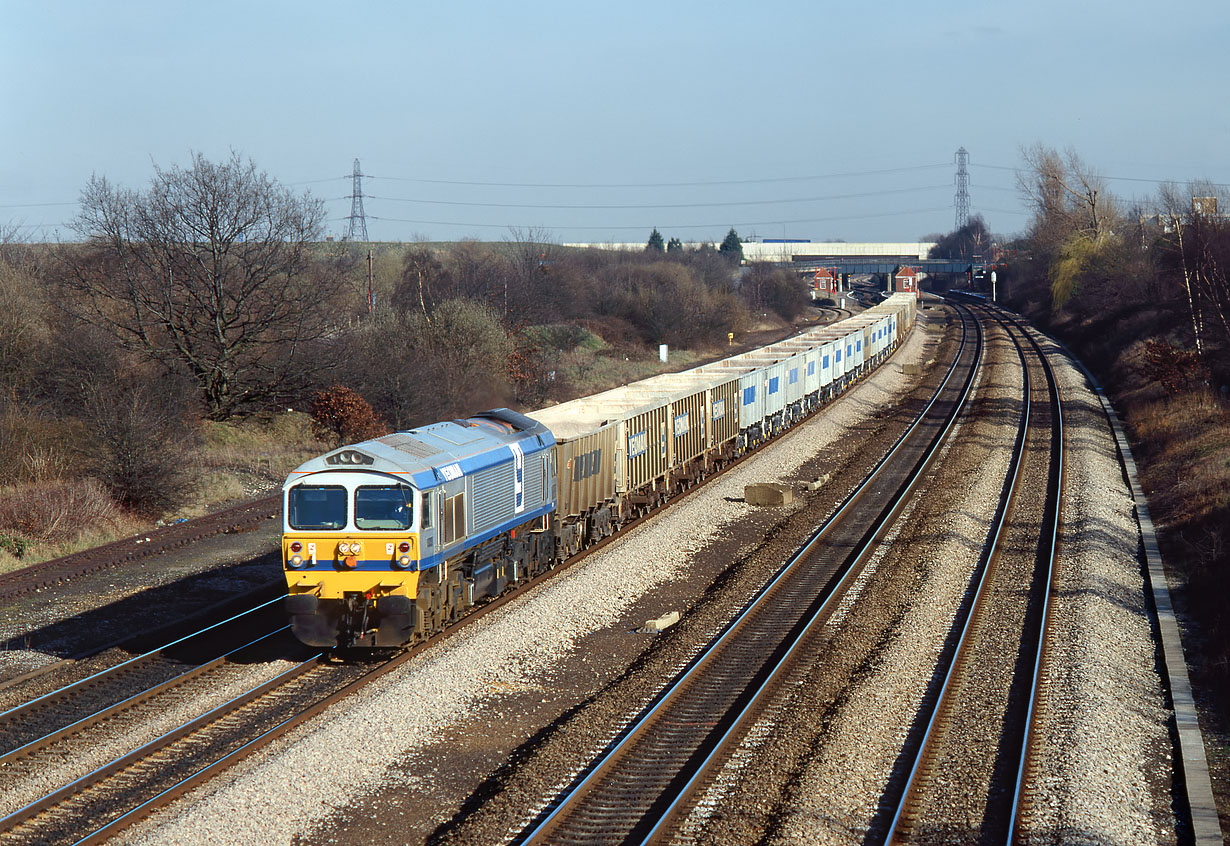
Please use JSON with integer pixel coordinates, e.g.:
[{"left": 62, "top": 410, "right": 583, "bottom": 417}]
[
  {"left": 1130, "top": 390, "right": 1230, "bottom": 524},
  {"left": 0, "top": 478, "right": 143, "bottom": 574},
  {"left": 553, "top": 347, "right": 708, "bottom": 398},
  {"left": 1125, "top": 385, "right": 1230, "bottom": 705},
  {"left": 0, "top": 411, "right": 328, "bottom": 574},
  {"left": 0, "top": 406, "right": 84, "bottom": 485},
  {"left": 182, "top": 412, "right": 328, "bottom": 516},
  {"left": 0, "top": 478, "right": 119, "bottom": 543}
]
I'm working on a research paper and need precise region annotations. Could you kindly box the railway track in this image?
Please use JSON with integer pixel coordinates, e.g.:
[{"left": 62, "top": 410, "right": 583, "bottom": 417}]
[
  {"left": 0, "top": 598, "right": 306, "bottom": 842},
  {"left": 879, "top": 307, "right": 1064, "bottom": 843},
  {"left": 513, "top": 305, "right": 982, "bottom": 845},
  {"left": 1, "top": 464, "right": 763, "bottom": 846},
  {"left": 0, "top": 597, "right": 292, "bottom": 756}
]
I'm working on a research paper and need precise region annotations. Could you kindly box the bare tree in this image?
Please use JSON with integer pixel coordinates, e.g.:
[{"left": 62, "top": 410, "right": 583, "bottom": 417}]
[
  {"left": 1159, "top": 182, "right": 1206, "bottom": 352},
  {"left": 929, "top": 215, "right": 993, "bottom": 261},
  {"left": 392, "top": 246, "right": 448, "bottom": 320},
  {"left": 1159, "top": 181, "right": 1230, "bottom": 353},
  {"left": 58, "top": 152, "right": 339, "bottom": 419},
  {"left": 0, "top": 225, "right": 50, "bottom": 403},
  {"left": 501, "top": 226, "right": 558, "bottom": 322},
  {"left": 1019, "top": 144, "right": 1119, "bottom": 249},
  {"left": 78, "top": 375, "right": 197, "bottom": 513},
  {"left": 342, "top": 299, "right": 513, "bottom": 429},
  {"left": 1018, "top": 145, "right": 1123, "bottom": 309}
]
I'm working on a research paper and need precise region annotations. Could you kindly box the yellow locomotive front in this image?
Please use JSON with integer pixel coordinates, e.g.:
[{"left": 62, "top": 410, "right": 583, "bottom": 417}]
[{"left": 283, "top": 454, "right": 427, "bottom": 647}]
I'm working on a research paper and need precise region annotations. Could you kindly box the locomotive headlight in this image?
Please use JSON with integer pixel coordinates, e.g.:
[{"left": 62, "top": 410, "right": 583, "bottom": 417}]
[
  {"left": 395, "top": 555, "right": 412, "bottom": 569},
  {"left": 288, "top": 554, "right": 305, "bottom": 568},
  {"left": 338, "top": 541, "right": 360, "bottom": 556}
]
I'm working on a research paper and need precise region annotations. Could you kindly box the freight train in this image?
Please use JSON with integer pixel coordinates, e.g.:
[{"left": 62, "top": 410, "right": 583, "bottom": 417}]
[{"left": 282, "top": 293, "right": 918, "bottom": 648}]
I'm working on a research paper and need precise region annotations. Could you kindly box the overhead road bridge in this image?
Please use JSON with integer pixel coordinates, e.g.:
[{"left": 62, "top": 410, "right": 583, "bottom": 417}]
[
  {"left": 741, "top": 241, "right": 934, "bottom": 264},
  {"left": 565, "top": 240, "right": 984, "bottom": 275},
  {"left": 791, "top": 256, "right": 979, "bottom": 275},
  {"left": 739, "top": 241, "right": 977, "bottom": 274}
]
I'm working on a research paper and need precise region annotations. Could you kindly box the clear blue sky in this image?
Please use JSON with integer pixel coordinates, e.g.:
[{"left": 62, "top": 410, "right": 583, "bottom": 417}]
[{"left": 3, "top": 0, "right": 1228, "bottom": 244}]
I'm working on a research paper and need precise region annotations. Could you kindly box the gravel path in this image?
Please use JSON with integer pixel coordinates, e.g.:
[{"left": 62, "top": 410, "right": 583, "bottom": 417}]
[{"left": 119, "top": 321, "right": 937, "bottom": 846}]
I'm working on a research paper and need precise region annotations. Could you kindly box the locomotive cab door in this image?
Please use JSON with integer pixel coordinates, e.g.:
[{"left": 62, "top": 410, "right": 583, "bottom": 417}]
[{"left": 419, "top": 489, "right": 438, "bottom": 559}]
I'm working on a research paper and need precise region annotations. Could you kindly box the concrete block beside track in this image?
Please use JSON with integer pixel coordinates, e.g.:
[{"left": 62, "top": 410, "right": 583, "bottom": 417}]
[
  {"left": 807, "top": 474, "right": 831, "bottom": 492},
  {"left": 745, "top": 483, "right": 794, "bottom": 507},
  {"left": 642, "top": 611, "right": 680, "bottom": 633}
]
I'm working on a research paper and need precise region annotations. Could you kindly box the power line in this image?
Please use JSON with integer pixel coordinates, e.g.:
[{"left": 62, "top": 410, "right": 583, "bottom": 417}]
[
  {"left": 969, "top": 183, "right": 1018, "bottom": 194},
  {"left": 284, "top": 175, "right": 350, "bottom": 186},
  {"left": 7, "top": 221, "right": 67, "bottom": 231},
  {"left": 361, "top": 206, "right": 953, "bottom": 231},
  {"left": 0, "top": 201, "right": 77, "bottom": 209},
  {"left": 363, "top": 184, "right": 951, "bottom": 211},
  {"left": 975, "top": 206, "right": 1029, "bottom": 216},
  {"left": 365, "top": 163, "right": 951, "bottom": 189},
  {"left": 972, "top": 162, "right": 1230, "bottom": 189}
]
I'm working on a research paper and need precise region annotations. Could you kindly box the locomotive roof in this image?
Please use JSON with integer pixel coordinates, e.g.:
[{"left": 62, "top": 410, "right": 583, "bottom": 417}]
[{"left": 286, "top": 411, "right": 554, "bottom": 489}]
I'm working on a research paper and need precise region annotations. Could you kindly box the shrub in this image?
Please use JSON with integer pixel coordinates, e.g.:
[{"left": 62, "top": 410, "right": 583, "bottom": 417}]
[
  {"left": 739, "top": 263, "right": 807, "bottom": 321},
  {"left": 526, "top": 324, "right": 604, "bottom": 353},
  {"left": 338, "top": 299, "right": 514, "bottom": 429},
  {"left": 0, "top": 534, "right": 30, "bottom": 558},
  {"left": 0, "top": 478, "right": 121, "bottom": 546},
  {"left": 1141, "top": 339, "right": 1211, "bottom": 395},
  {"left": 594, "top": 262, "right": 741, "bottom": 348},
  {"left": 310, "top": 385, "right": 389, "bottom": 447},
  {"left": 78, "top": 380, "right": 198, "bottom": 515},
  {"left": 0, "top": 258, "right": 50, "bottom": 399},
  {"left": 0, "top": 405, "right": 82, "bottom": 485}
]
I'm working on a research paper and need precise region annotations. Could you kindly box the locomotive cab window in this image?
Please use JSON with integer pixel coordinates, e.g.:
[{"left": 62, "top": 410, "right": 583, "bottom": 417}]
[
  {"left": 288, "top": 485, "right": 347, "bottom": 531},
  {"left": 420, "top": 491, "right": 432, "bottom": 529},
  {"left": 355, "top": 484, "right": 415, "bottom": 530}
]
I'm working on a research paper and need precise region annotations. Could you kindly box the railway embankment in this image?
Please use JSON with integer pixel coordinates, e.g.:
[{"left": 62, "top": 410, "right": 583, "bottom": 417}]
[{"left": 1025, "top": 305, "right": 1230, "bottom": 837}]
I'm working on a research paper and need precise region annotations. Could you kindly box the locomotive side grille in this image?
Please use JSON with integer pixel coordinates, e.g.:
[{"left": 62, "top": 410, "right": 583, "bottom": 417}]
[
  {"left": 471, "top": 460, "right": 515, "bottom": 533},
  {"left": 524, "top": 452, "right": 544, "bottom": 509}
]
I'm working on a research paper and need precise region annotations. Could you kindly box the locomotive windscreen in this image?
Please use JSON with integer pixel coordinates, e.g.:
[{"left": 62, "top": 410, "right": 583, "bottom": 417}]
[
  {"left": 355, "top": 485, "right": 415, "bottom": 530},
  {"left": 288, "top": 485, "right": 347, "bottom": 530}
]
